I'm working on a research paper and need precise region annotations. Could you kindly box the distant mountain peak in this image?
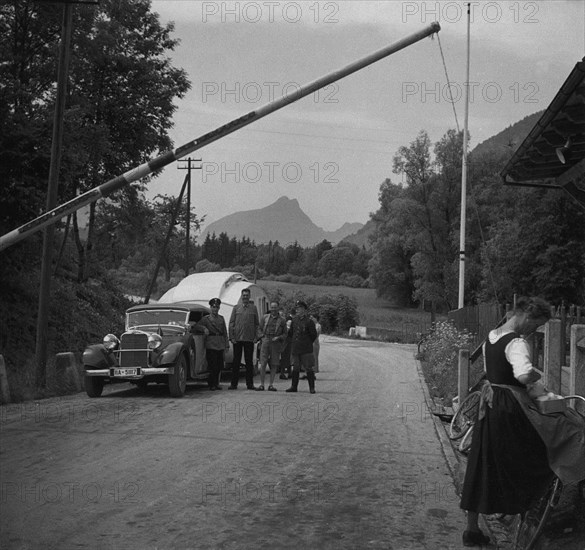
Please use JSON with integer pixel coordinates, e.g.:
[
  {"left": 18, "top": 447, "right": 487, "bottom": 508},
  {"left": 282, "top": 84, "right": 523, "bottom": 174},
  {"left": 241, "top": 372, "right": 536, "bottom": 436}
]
[
  {"left": 202, "top": 196, "right": 363, "bottom": 246},
  {"left": 274, "top": 196, "right": 297, "bottom": 206}
]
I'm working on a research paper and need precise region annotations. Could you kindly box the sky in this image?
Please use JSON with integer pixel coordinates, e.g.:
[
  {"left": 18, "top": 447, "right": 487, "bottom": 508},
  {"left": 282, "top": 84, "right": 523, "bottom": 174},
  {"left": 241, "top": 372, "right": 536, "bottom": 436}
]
[{"left": 145, "top": 0, "right": 585, "bottom": 235}]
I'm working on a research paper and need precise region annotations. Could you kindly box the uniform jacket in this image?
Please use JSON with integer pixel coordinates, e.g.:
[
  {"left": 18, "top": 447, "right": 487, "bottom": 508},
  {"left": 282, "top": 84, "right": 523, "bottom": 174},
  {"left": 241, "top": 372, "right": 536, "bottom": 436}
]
[
  {"left": 289, "top": 314, "right": 317, "bottom": 355},
  {"left": 195, "top": 314, "right": 229, "bottom": 350}
]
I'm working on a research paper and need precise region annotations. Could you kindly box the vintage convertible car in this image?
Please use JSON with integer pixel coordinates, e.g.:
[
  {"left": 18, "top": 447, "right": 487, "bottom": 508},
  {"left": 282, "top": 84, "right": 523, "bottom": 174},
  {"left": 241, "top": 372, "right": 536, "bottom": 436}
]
[{"left": 82, "top": 301, "right": 210, "bottom": 398}]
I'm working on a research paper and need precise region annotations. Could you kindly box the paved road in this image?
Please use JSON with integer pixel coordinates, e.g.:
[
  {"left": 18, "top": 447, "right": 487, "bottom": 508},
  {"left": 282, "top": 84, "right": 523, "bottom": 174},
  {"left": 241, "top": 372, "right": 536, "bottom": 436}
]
[{"left": 1, "top": 337, "right": 472, "bottom": 550}]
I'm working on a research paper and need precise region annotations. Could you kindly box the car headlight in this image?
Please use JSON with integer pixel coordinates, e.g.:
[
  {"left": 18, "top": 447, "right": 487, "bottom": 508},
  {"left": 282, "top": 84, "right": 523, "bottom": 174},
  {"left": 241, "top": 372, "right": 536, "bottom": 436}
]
[
  {"left": 103, "top": 334, "right": 120, "bottom": 350},
  {"left": 148, "top": 333, "right": 163, "bottom": 350}
]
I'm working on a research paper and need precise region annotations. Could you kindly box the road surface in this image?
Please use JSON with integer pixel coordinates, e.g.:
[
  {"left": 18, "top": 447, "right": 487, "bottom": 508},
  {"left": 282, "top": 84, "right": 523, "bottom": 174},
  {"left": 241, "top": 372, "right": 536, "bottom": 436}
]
[{"left": 1, "top": 336, "right": 470, "bottom": 549}]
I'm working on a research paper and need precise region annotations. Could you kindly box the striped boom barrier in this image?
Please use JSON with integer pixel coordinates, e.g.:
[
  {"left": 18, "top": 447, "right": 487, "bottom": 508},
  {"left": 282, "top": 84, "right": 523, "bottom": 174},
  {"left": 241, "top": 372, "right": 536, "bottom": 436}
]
[{"left": 0, "top": 22, "right": 440, "bottom": 252}]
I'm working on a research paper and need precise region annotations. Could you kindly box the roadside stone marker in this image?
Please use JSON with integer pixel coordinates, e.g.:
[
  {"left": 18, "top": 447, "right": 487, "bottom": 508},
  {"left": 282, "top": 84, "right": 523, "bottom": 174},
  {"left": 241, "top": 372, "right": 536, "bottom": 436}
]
[{"left": 55, "top": 352, "right": 81, "bottom": 392}]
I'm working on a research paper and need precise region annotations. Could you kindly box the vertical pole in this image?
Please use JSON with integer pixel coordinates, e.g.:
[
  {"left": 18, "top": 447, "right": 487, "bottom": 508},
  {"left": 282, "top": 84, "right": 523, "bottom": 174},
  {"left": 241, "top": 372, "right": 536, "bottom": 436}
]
[
  {"left": 559, "top": 301, "right": 566, "bottom": 371},
  {"left": 569, "top": 325, "right": 585, "bottom": 407},
  {"left": 457, "top": 3, "right": 471, "bottom": 309},
  {"left": 35, "top": 2, "right": 73, "bottom": 387},
  {"left": 177, "top": 158, "right": 201, "bottom": 278},
  {"left": 458, "top": 348, "right": 470, "bottom": 402},
  {"left": 544, "top": 319, "right": 562, "bottom": 394},
  {"left": 185, "top": 159, "right": 191, "bottom": 277}
]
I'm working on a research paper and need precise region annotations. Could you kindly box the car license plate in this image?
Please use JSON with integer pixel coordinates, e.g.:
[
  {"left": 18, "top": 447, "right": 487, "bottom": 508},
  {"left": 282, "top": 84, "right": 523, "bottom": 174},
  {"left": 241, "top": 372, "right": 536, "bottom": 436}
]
[{"left": 113, "top": 368, "right": 139, "bottom": 376}]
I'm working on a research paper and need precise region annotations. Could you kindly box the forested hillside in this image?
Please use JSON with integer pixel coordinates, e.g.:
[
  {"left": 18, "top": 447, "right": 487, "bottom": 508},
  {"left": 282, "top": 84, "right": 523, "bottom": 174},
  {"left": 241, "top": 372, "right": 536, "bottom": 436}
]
[{"left": 368, "top": 128, "right": 585, "bottom": 308}]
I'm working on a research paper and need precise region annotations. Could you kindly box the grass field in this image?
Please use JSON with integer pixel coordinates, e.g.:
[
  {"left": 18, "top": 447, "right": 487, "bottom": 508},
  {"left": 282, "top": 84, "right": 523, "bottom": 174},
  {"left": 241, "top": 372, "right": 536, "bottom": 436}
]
[{"left": 256, "top": 279, "right": 442, "bottom": 342}]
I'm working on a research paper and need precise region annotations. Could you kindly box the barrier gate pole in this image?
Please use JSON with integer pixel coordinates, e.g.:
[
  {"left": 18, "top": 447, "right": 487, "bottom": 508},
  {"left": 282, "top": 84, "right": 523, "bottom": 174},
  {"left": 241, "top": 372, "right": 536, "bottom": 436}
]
[{"left": 0, "top": 21, "right": 440, "bottom": 252}]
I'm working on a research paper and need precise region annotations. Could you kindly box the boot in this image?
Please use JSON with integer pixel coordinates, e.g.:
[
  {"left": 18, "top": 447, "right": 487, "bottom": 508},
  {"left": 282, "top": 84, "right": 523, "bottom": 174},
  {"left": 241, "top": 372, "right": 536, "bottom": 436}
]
[
  {"left": 286, "top": 370, "right": 299, "bottom": 392},
  {"left": 307, "top": 371, "right": 316, "bottom": 394}
]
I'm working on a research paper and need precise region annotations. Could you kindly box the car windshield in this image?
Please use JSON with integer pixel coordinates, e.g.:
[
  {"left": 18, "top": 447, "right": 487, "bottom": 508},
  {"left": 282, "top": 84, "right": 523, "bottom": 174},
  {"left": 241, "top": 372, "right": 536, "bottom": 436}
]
[{"left": 126, "top": 309, "right": 189, "bottom": 329}]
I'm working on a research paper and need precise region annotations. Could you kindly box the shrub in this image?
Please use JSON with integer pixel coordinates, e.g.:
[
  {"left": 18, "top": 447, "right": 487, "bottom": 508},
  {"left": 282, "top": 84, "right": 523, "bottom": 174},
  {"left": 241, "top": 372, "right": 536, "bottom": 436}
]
[
  {"left": 225, "top": 264, "right": 256, "bottom": 279},
  {"left": 260, "top": 286, "right": 359, "bottom": 334},
  {"left": 418, "top": 320, "right": 475, "bottom": 405},
  {"left": 334, "top": 294, "right": 360, "bottom": 331},
  {"left": 195, "top": 259, "right": 221, "bottom": 272},
  {"left": 340, "top": 273, "right": 366, "bottom": 288},
  {"left": 317, "top": 304, "right": 338, "bottom": 333},
  {"left": 315, "top": 293, "right": 359, "bottom": 333},
  {"left": 298, "top": 275, "right": 318, "bottom": 285}
]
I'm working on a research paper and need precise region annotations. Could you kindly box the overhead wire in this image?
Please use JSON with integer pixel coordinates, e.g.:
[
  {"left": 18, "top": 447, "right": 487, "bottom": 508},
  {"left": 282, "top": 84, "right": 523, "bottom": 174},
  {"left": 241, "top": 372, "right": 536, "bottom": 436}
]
[
  {"left": 437, "top": 33, "right": 460, "bottom": 134},
  {"left": 436, "top": 32, "right": 499, "bottom": 303}
]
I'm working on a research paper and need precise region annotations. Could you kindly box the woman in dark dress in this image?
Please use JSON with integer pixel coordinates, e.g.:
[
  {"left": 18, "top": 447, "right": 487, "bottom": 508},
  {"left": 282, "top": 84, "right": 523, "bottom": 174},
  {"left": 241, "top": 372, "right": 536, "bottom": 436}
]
[{"left": 460, "top": 297, "right": 553, "bottom": 547}]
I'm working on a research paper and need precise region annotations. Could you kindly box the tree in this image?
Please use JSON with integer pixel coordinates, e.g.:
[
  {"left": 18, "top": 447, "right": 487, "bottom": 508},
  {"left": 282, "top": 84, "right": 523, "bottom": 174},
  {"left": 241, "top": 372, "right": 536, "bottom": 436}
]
[
  {"left": 315, "top": 239, "right": 333, "bottom": 259},
  {"left": 369, "top": 125, "right": 585, "bottom": 309},
  {"left": 67, "top": 0, "right": 190, "bottom": 281},
  {"left": 0, "top": 1, "right": 62, "bottom": 238},
  {"left": 285, "top": 241, "right": 304, "bottom": 275},
  {"left": 480, "top": 189, "right": 585, "bottom": 304},
  {"left": 218, "top": 232, "right": 231, "bottom": 267},
  {"left": 195, "top": 259, "right": 221, "bottom": 273},
  {"left": 1, "top": 0, "right": 190, "bottom": 279},
  {"left": 318, "top": 246, "right": 356, "bottom": 278},
  {"left": 368, "top": 179, "right": 415, "bottom": 305},
  {"left": 369, "top": 130, "right": 464, "bottom": 308}
]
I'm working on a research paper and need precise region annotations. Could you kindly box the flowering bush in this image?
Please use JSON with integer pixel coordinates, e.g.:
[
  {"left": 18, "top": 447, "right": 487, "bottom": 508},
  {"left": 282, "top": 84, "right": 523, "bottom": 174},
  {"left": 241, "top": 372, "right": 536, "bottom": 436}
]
[
  {"left": 419, "top": 321, "right": 474, "bottom": 374},
  {"left": 418, "top": 320, "right": 475, "bottom": 405}
]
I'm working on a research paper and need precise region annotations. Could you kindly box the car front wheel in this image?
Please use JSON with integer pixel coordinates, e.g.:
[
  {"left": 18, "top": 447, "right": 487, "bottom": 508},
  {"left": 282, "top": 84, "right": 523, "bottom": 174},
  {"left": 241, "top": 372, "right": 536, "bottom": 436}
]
[
  {"left": 168, "top": 354, "right": 187, "bottom": 397},
  {"left": 85, "top": 374, "right": 104, "bottom": 398}
]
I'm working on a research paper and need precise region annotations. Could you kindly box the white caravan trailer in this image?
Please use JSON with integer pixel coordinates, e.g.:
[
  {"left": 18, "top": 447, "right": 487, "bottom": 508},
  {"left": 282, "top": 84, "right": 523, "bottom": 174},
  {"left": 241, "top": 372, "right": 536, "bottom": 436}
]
[{"left": 158, "top": 272, "right": 269, "bottom": 366}]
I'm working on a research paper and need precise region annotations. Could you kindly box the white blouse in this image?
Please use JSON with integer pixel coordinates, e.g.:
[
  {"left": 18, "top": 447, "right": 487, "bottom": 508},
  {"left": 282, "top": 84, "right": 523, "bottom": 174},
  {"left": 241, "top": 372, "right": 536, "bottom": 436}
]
[{"left": 485, "top": 329, "right": 535, "bottom": 381}]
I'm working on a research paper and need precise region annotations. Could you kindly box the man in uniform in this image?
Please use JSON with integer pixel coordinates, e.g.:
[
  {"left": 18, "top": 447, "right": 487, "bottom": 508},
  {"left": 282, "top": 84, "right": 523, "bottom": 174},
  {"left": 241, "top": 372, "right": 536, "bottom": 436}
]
[
  {"left": 286, "top": 301, "right": 317, "bottom": 394},
  {"left": 195, "top": 298, "right": 229, "bottom": 390}
]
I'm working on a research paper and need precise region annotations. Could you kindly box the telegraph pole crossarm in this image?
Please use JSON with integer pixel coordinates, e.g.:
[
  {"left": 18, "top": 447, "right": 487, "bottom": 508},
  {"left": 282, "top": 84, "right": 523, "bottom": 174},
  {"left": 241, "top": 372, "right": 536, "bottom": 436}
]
[{"left": 177, "top": 158, "right": 202, "bottom": 277}]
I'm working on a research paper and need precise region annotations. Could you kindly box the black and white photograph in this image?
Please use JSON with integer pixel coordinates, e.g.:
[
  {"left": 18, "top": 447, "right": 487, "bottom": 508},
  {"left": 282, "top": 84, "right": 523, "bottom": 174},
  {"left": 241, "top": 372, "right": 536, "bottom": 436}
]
[{"left": 1, "top": 1, "right": 584, "bottom": 548}]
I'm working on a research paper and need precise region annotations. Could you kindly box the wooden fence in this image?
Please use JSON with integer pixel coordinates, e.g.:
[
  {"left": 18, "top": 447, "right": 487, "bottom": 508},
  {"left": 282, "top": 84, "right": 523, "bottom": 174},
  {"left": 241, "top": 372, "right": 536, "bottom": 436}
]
[
  {"left": 448, "top": 303, "right": 505, "bottom": 355},
  {"left": 453, "top": 304, "right": 585, "bottom": 406}
]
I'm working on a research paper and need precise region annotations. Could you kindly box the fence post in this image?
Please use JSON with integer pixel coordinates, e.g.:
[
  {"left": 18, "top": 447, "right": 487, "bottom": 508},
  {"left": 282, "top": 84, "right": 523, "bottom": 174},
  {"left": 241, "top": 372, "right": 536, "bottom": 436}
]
[
  {"left": 544, "top": 319, "right": 562, "bottom": 395},
  {"left": 559, "top": 303, "right": 566, "bottom": 374},
  {"left": 458, "top": 348, "right": 469, "bottom": 403},
  {"left": 0, "top": 355, "right": 10, "bottom": 404},
  {"left": 569, "top": 324, "right": 585, "bottom": 399}
]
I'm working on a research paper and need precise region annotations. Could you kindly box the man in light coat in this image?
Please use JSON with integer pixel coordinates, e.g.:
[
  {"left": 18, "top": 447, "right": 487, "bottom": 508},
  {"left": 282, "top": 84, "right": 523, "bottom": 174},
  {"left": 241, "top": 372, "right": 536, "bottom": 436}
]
[{"left": 228, "top": 288, "right": 259, "bottom": 390}]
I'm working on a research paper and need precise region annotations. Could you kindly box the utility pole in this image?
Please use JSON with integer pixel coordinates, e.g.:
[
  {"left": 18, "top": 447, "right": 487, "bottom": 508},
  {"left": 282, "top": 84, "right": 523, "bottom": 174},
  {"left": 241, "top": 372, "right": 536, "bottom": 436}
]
[
  {"left": 458, "top": 2, "right": 471, "bottom": 309},
  {"left": 35, "top": 0, "right": 74, "bottom": 388},
  {"left": 177, "top": 158, "right": 201, "bottom": 277},
  {"left": 35, "top": 0, "right": 99, "bottom": 387}
]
